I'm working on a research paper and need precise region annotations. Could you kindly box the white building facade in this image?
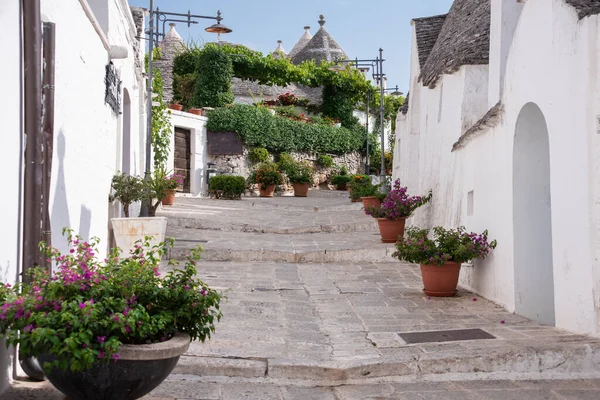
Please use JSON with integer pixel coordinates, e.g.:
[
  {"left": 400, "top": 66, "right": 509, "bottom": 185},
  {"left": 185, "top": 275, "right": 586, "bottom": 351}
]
[
  {"left": 394, "top": 0, "right": 600, "bottom": 336},
  {"left": 0, "top": 0, "right": 147, "bottom": 392}
]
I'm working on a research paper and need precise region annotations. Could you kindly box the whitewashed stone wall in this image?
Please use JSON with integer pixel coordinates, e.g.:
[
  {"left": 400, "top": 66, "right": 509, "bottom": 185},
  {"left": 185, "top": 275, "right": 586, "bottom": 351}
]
[
  {"left": 394, "top": 0, "right": 600, "bottom": 336},
  {"left": 0, "top": 0, "right": 22, "bottom": 392},
  {"left": 209, "top": 149, "right": 365, "bottom": 194}
]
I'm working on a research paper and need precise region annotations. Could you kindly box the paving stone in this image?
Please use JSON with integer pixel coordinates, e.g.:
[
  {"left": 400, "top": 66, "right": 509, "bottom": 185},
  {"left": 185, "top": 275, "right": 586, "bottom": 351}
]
[
  {"left": 282, "top": 386, "right": 337, "bottom": 400},
  {"left": 220, "top": 383, "right": 283, "bottom": 399},
  {"left": 553, "top": 389, "right": 600, "bottom": 399},
  {"left": 395, "top": 391, "right": 481, "bottom": 400},
  {"left": 150, "top": 381, "right": 220, "bottom": 399},
  {"left": 474, "top": 389, "right": 560, "bottom": 399}
]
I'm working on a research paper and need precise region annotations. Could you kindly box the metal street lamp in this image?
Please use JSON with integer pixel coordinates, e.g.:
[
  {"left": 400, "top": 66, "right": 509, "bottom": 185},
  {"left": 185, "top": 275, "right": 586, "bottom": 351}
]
[
  {"left": 142, "top": 1, "right": 231, "bottom": 215},
  {"left": 329, "top": 51, "right": 402, "bottom": 191}
]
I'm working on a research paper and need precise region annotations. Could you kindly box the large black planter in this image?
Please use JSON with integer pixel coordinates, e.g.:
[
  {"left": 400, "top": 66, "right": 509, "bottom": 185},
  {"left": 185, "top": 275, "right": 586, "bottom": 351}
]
[{"left": 38, "top": 332, "right": 190, "bottom": 400}]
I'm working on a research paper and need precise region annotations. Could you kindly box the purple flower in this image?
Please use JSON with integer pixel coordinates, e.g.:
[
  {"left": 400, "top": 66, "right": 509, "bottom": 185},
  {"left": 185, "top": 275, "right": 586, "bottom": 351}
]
[
  {"left": 112, "top": 353, "right": 119, "bottom": 361},
  {"left": 97, "top": 351, "right": 104, "bottom": 359},
  {"left": 125, "top": 326, "right": 131, "bottom": 333},
  {"left": 82, "top": 343, "right": 87, "bottom": 348},
  {"left": 97, "top": 336, "right": 106, "bottom": 344}
]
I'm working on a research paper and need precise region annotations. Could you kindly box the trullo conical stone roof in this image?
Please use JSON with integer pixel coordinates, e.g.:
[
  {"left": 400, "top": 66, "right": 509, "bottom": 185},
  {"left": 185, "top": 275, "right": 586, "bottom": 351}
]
[{"left": 291, "top": 15, "right": 347, "bottom": 65}]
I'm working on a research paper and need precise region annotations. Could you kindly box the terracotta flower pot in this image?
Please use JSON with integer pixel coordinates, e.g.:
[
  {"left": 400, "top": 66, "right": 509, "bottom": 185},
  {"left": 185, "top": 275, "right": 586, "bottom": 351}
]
[
  {"left": 376, "top": 218, "right": 406, "bottom": 243},
  {"left": 292, "top": 182, "right": 310, "bottom": 197},
  {"left": 420, "top": 262, "right": 461, "bottom": 297},
  {"left": 188, "top": 108, "right": 203, "bottom": 115},
  {"left": 259, "top": 185, "right": 276, "bottom": 197},
  {"left": 361, "top": 196, "right": 381, "bottom": 210},
  {"left": 168, "top": 104, "right": 183, "bottom": 111},
  {"left": 161, "top": 190, "right": 176, "bottom": 206}
]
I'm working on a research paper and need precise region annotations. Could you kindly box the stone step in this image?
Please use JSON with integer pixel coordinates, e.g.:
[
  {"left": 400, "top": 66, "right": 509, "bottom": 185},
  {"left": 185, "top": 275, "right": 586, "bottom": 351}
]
[
  {"left": 167, "top": 216, "right": 379, "bottom": 235},
  {"left": 165, "top": 229, "right": 396, "bottom": 264},
  {"left": 172, "top": 344, "right": 600, "bottom": 385},
  {"left": 168, "top": 245, "right": 396, "bottom": 263}
]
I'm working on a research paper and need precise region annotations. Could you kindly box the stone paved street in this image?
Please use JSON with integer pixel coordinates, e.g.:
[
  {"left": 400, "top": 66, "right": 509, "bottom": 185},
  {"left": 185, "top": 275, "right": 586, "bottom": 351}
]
[
  {"left": 9, "top": 190, "right": 600, "bottom": 398},
  {"left": 7, "top": 377, "right": 600, "bottom": 399}
]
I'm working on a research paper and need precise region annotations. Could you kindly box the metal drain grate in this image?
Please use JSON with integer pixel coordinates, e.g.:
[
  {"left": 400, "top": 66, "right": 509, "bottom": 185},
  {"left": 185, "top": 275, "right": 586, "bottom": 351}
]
[{"left": 398, "top": 328, "right": 495, "bottom": 344}]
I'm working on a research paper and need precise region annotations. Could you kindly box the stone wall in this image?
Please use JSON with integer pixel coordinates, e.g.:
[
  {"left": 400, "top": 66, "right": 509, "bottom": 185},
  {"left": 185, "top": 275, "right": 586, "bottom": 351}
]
[{"left": 208, "top": 149, "right": 365, "bottom": 195}]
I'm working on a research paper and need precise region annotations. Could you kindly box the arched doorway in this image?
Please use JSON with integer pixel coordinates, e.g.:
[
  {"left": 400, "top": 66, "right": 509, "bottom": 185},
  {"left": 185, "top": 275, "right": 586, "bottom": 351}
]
[
  {"left": 513, "top": 102, "right": 555, "bottom": 325},
  {"left": 122, "top": 89, "right": 131, "bottom": 174}
]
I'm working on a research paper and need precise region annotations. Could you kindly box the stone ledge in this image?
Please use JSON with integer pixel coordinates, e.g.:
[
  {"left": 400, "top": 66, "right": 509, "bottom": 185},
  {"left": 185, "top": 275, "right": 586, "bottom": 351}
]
[{"left": 178, "top": 344, "right": 600, "bottom": 385}]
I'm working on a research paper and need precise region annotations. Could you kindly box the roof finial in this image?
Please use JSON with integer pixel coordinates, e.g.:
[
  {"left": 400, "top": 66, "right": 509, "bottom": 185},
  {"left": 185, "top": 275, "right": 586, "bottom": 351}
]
[
  {"left": 304, "top": 26, "right": 311, "bottom": 31},
  {"left": 318, "top": 15, "right": 326, "bottom": 27}
]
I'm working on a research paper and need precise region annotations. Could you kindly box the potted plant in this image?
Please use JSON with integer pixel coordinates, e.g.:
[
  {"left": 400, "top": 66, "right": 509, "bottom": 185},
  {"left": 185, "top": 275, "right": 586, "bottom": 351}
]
[
  {"left": 161, "top": 173, "right": 184, "bottom": 206},
  {"left": 168, "top": 102, "right": 183, "bottom": 111},
  {"left": 287, "top": 161, "right": 314, "bottom": 197},
  {"left": 393, "top": 226, "right": 497, "bottom": 297},
  {"left": 109, "top": 170, "right": 168, "bottom": 254},
  {"left": 247, "top": 162, "right": 283, "bottom": 197},
  {"left": 348, "top": 175, "right": 373, "bottom": 202},
  {"left": 0, "top": 230, "right": 222, "bottom": 399},
  {"left": 331, "top": 175, "right": 351, "bottom": 190},
  {"left": 365, "top": 179, "right": 432, "bottom": 243}
]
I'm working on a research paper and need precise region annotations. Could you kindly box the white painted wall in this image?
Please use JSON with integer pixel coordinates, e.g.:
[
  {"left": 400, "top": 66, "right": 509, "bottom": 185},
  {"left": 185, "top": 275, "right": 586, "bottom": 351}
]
[
  {"left": 41, "top": 0, "right": 146, "bottom": 253},
  {"left": 0, "top": 1, "right": 22, "bottom": 392},
  {"left": 488, "top": 0, "right": 524, "bottom": 107},
  {"left": 168, "top": 111, "right": 208, "bottom": 196},
  {"left": 394, "top": 0, "right": 600, "bottom": 335}
]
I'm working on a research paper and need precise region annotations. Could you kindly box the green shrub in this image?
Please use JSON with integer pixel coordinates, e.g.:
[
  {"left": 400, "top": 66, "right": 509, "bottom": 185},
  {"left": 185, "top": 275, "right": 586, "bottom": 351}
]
[
  {"left": 348, "top": 175, "right": 378, "bottom": 201},
  {"left": 339, "top": 165, "right": 349, "bottom": 176},
  {"left": 274, "top": 106, "right": 300, "bottom": 119},
  {"left": 206, "top": 105, "right": 365, "bottom": 154},
  {"left": 192, "top": 45, "right": 234, "bottom": 108},
  {"left": 288, "top": 161, "right": 314, "bottom": 184},
  {"left": 248, "top": 147, "right": 270, "bottom": 164},
  {"left": 331, "top": 175, "right": 352, "bottom": 188},
  {"left": 316, "top": 154, "right": 334, "bottom": 168},
  {"left": 277, "top": 153, "right": 296, "bottom": 176},
  {"left": 209, "top": 175, "right": 246, "bottom": 199}
]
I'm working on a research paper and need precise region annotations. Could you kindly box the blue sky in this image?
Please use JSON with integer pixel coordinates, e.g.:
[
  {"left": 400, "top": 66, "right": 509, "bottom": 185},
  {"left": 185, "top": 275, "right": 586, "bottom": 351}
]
[{"left": 129, "top": 0, "right": 454, "bottom": 92}]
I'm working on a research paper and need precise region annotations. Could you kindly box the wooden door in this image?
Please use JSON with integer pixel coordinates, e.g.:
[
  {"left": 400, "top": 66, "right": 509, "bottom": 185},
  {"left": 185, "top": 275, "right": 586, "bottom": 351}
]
[{"left": 174, "top": 127, "right": 191, "bottom": 193}]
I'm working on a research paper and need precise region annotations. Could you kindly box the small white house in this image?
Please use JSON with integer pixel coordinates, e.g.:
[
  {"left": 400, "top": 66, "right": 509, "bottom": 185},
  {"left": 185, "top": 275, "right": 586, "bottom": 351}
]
[
  {"left": 395, "top": 0, "right": 600, "bottom": 336},
  {"left": 0, "top": 0, "right": 147, "bottom": 392}
]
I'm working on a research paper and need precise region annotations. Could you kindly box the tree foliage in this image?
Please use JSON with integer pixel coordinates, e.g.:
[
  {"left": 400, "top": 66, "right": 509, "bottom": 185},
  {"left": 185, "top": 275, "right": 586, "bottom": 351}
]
[{"left": 173, "top": 43, "right": 372, "bottom": 128}]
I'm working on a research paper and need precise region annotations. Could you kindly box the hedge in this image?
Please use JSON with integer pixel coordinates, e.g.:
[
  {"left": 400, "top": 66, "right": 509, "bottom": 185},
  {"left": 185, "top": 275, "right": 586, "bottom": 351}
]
[
  {"left": 208, "top": 175, "right": 246, "bottom": 199},
  {"left": 206, "top": 105, "right": 366, "bottom": 154}
]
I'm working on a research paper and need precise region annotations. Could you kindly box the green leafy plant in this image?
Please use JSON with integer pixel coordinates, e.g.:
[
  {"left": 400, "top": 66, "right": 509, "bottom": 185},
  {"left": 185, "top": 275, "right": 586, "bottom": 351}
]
[
  {"left": 109, "top": 173, "right": 144, "bottom": 218},
  {"left": 348, "top": 175, "right": 376, "bottom": 201},
  {"left": 173, "top": 43, "right": 371, "bottom": 128},
  {"left": 276, "top": 153, "right": 296, "bottom": 176},
  {"left": 0, "top": 229, "right": 222, "bottom": 373},
  {"left": 206, "top": 105, "right": 366, "bottom": 154},
  {"left": 209, "top": 176, "right": 246, "bottom": 199},
  {"left": 316, "top": 154, "right": 334, "bottom": 168},
  {"left": 393, "top": 226, "right": 498, "bottom": 265},
  {"left": 288, "top": 161, "right": 314, "bottom": 184},
  {"left": 365, "top": 179, "right": 432, "bottom": 220},
  {"left": 192, "top": 45, "right": 234, "bottom": 108},
  {"left": 143, "top": 167, "right": 170, "bottom": 217},
  {"left": 247, "top": 162, "right": 283, "bottom": 190},
  {"left": 248, "top": 148, "right": 270, "bottom": 164},
  {"left": 331, "top": 175, "right": 351, "bottom": 189}
]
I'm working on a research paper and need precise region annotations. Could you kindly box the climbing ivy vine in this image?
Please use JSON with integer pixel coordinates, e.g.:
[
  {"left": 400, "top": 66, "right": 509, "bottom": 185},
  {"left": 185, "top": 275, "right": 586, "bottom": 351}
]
[{"left": 146, "top": 48, "right": 172, "bottom": 169}]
